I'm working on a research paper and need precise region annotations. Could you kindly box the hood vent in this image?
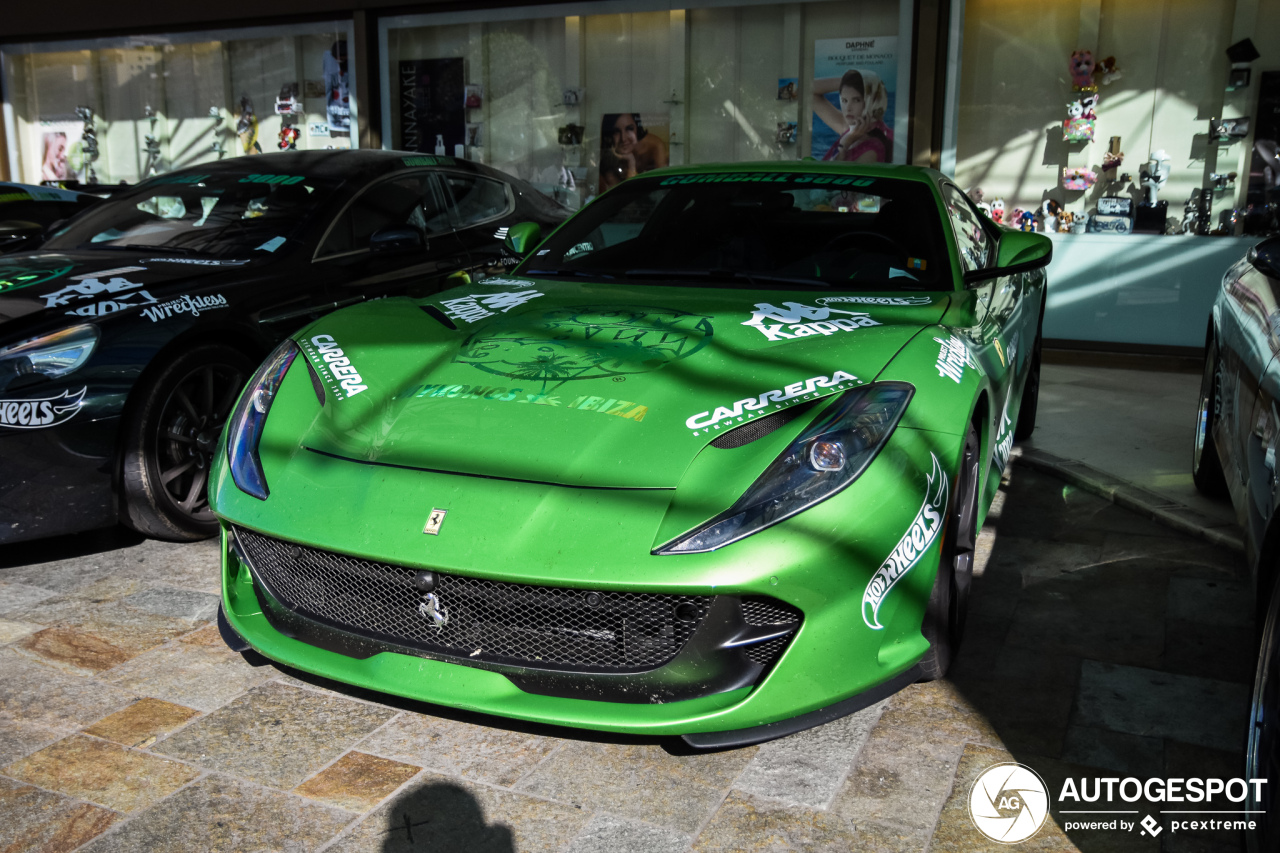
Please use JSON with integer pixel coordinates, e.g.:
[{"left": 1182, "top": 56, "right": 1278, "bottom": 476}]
[
  {"left": 710, "top": 399, "right": 820, "bottom": 449},
  {"left": 419, "top": 304, "right": 458, "bottom": 330}
]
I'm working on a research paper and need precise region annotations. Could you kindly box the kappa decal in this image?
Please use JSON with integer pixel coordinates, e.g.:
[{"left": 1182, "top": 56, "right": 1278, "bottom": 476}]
[
  {"left": 300, "top": 334, "right": 368, "bottom": 399},
  {"left": 65, "top": 290, "right": 159, "bottom": 317},
  {"left": 686, "top": 370, "right": 861, "bottom": 435},
  {"left": 440, "top": 291, "right": 545, "bottom": 324},
  {"left": 0, "top": 387, "right": 86, "bottom": 429},
  {"left": 140, "top": 294, "right": 229, "bottom": 322},
  {"left": 816, "top": 295, "right": 933, "bottom": 307},
  {"left": 43, "top": 276, "right": 148, "bottom": 309},
  {"left": 401, "top": 382, "right": 649, "bottom": 421},
  {"left": 862, "top": 453, "right": 949, "bottom": 630},
  {"left": 934, "top": 334, "right": 976, "bottom": 383},
  {"left": 741, "top": 301, "right": 881, "bottom": 341}
]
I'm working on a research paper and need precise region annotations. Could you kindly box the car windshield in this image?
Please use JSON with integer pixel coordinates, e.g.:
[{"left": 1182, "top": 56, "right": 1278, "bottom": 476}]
[
  {"left": 522, "top": 172, "right": 949, "bottom": 290},
  {"left": 42, "top": 172, "right": 342, "bottom": 257}
]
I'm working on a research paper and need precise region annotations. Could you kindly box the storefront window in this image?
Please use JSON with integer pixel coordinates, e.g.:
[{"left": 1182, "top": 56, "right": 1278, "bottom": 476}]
[{"left": 2, "top": 22, "right": 358, "bottom": 186}]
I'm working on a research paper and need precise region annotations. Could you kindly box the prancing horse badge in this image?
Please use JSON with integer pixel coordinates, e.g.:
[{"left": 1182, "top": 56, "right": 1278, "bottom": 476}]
[{"left": 423, "top": 508, "right": 447, "bottom": 535}]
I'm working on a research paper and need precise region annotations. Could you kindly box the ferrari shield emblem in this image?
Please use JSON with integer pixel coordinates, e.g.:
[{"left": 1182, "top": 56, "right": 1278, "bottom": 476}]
[{"left": 423, "top": 508, "right": 447, "bottom": 535}]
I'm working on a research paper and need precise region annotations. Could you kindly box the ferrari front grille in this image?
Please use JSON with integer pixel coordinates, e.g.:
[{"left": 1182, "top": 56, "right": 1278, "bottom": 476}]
[{"left": 233, "top": 527, "right": 714, "bottom": 673}]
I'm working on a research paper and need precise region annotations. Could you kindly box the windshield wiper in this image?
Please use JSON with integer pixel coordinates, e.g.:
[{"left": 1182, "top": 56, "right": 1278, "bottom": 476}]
[
  {"left": 524, "top": 268, "right": 614, "bottom": 280},
  {"left": 624, "top": 269, "right": 829, "bottom": 288}
]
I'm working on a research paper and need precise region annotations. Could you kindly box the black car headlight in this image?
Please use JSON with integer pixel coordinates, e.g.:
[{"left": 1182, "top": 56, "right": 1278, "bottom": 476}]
[
  {"left": 0, "top": 325, "right": 99, "bottom": 389},
  {"left": 656, "top": 382, "right": 914, "bottom": 554},
  {"left": 226, "top": 339, "right": 298, "bottom": 500}
]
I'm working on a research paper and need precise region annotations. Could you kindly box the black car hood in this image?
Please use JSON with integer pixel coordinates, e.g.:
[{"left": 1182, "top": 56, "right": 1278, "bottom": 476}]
[{"left": 0, "top": 251, "right": 258, "bottom": 327}]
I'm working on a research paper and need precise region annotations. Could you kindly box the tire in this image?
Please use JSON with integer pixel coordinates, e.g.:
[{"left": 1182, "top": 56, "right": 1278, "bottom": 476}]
[
  {"left": 1246, "top": 575, "right": 1280, "bottom": 853},
  {"left": 1013, "top": 326, "right": 1042, "bottom": 441},
  {"left": 919, "top": 424, "right": 981, "bottom": 680},
  {"left": 121, "top": 344, "right": 255, "bottom": 541},
  {"left": 1192, "top": 342, "right": 1229, "bottom": 498}
]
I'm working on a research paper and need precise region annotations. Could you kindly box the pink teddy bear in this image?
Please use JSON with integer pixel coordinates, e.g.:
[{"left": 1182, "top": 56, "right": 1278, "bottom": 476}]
[{"left": 1069, "top": 50, "right": 1095, "bottom": 89}]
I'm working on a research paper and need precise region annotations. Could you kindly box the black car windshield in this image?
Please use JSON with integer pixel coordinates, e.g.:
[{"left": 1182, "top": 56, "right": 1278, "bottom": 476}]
[
  {"left": 522, "top": 172, "right": 949, "bottom": 290},
  {"left": 42, "top": 172, "right": 342, "bottom": 257}
]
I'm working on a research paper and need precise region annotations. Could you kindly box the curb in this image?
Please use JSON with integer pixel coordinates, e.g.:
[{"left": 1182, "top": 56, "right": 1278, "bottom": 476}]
[{"left": 1012, "top": 446, "right": 1245, "bottom": 554}]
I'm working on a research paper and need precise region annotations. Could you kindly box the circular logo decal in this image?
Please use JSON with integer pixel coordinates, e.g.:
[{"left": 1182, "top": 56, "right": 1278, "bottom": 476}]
[
  {"left": 968, "top": 762, "right": 1050, "bottom": 844},
  {"left": 455, "top": 305, "right": 713, "bottom": 386}
]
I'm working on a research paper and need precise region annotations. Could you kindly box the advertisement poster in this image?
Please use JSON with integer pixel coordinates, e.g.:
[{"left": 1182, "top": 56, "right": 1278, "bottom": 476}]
[
  {"left": 399, "top": 58, "right": 465, "bottom": 155},
  {"left": 323, "top": 40, "right": 350, "bottom": 134},
  {"left": 598, "top": 112, "right": 669, "bottom": 193},
  {"left": 1246, "top": 70, "right": 1280, "bottom": 234},
  {"left": 39, "top": 120, "right": 84, "bottom": 182},
  {"left": 811, "top": 36, "right": 898, "bottom": 163}
]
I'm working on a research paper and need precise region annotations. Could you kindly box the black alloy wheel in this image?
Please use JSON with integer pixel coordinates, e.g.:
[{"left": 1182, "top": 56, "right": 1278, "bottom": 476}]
[
  {"left": 1246, "top": 576, "right": 1280, "bottom": 853},
  {"left": 920, "top": 423, "right": 981, "bottom": 680},
  {"left": 1192, "top": 341, "right": 1229, "bottom": 498},
  {"left": 122, "top": 344, "right": 255, "bottom": 541}
]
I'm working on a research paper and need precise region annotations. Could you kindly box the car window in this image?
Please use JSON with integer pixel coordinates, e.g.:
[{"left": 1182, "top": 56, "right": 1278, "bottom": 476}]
[
  {"left": 942, "top": 184, "right": 991, "bottom": 273},
  {"left": 318, "top": 173, "right": 451, "bottom": 258},
  {"left": 440, "top": 173, "right": 514, "bottom": 229}
]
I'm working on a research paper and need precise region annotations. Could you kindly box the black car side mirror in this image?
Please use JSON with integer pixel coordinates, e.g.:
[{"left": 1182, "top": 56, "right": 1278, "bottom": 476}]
[
  {"left": 369, "top": 226, "right": 424, "bottom": 254},
  {"left": 1248, "top": 236, "right": 1280, "bottom": 279},
  {"left": 0, "top": 220, "right": 45, "bottom": 251}
]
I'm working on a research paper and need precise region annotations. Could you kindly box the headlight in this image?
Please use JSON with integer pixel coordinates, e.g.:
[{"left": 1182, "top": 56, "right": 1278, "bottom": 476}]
[
  {"left": 226, "top": 339, "right": 298, "bottom": 500},
  {"left": 655, "top": 382, "right": 914, "bottom": 554},
  {"left": 0, "top": 325, "right": 99, "bottom": 388}
]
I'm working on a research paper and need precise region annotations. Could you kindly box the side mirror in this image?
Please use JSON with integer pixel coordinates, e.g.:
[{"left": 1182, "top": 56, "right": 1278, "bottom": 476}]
[
  {"left": 369, "top": 226, "right": 423, "bottom": 254},
  {"left": 0, "top": 220, "right": 45, "bottom": 242},
  {"left": 445, "top": 270, "right": 472, "bottom": 286},
  {"left": 964, "top": 229, "right": 1053, "bottom": 286},
  {"left": 503, "top": 222, "right": 542, "bottom": 257},
  {"left": 1248, "top": 236, "right": 1280, "bottom": 279}
]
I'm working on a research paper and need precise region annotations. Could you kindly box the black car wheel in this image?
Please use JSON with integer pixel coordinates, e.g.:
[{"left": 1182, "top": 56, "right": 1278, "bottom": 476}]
[
  {"left": 1013, "top": 327, "right": 1042, "bottom": 441},
  {"left": 121, "top": 344, "right": 254, "bottom": 540},
  {"left": 1192, "top": 342, "right": 1229, "bottom": 498},
  {"left": 920, "top": 423, "right": 981, "bottom": 680},
  {"left": 1247, "top": 576, "right": 1280, "bottom": 853}
]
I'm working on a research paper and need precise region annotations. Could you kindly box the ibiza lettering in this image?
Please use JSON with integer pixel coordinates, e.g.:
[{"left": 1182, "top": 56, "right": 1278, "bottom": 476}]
[
  {"left": 742, "top": 301, "right": 881, "bottom": 341},
  {"left": 439, "top": 291, "right": 545, "bottom": 324},
  {"left": 685, "top": 370, "right": 860, "bottom": 434},
  {"left": 141, "top": 294, "right": 229, "bottom": 322},
  {"left": 816, "top": 295, "right": 932, "bottom": 307},
  {"left": 401, "top": 382, "right": 649, "bottom": 421},
  {"left": 43, "top": 276, "right": 147, "bottom": 309},
  {"left": 301, "top": 334, "right": 368, "bottom": 399},
  {"left": 0, "top": 387, "right": 86, "bottom": 429},
  {"left": 862, "top": 453, "right": 949, "bottom": 629},
  {"left": 935, "top": 334, "right": 975, "bottom": 383}
]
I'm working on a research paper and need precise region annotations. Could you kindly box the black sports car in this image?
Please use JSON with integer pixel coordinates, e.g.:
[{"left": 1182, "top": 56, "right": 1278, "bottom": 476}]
[
  {"left": 0, "top": 182, "right": 101, "bottom": 254},
  {"left": 0, "top": 150, "right": 566, "bottom": 544}
]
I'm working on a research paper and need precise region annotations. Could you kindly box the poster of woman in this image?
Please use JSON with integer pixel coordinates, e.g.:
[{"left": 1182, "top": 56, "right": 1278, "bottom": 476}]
[
  {"left": 811, "top": 36, "right": 898, "bottom": 163},
  {"left": 598, "top": 113, "right": 669, "bottom": 193}
]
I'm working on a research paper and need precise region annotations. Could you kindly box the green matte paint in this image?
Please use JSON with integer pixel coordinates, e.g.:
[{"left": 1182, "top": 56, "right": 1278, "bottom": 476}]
[{"left": 212, "top": 161, "right": 1048, "bottom": 737}]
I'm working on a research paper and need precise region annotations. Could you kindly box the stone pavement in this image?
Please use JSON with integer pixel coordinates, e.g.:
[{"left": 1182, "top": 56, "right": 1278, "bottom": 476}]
[{"left": 0, "top": 463, "right": 1252, "bottom": 852}]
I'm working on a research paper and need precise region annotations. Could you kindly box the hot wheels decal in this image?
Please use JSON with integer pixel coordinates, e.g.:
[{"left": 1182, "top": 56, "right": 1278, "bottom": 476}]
[
  {"left": 0, "top": 387, "right": 86, "bottom": 429},
  {"left": 140, "top": 294, "right": 229, "bottom": 322},
  {"left": 440, "top": 291, "right": 545, "bottom": 323},
  {"left": 862, "top": 452, "right": 949, "bottom": 630},
  {"left": 742, "top": 301, "right": 881, "bottom": 341},
  {"left": 299, "top": 334, "right": 368, "bottom": 399},
  {"left": 816, "top": 295, "right": 933, "bottom": 307},
  {"left": 402, "top": 382, "right": 649, "bottom": 421},
  {"left": 935, "top": 334, "right": 976, "bottom": 383},
  {"left": 686, "top": 370, "right": 860, "bottom": 435}
]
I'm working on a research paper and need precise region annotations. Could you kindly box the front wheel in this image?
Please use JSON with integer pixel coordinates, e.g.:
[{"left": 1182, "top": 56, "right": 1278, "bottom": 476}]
[
  {"left": 1192, "top": 343, "right": 1229, "bottom": 498},
  {"left": 919, "top": 424, "right": 981, "bottom": 680},
  {"left": 121, "top": 344, "right": 255, "bottom": 541}
]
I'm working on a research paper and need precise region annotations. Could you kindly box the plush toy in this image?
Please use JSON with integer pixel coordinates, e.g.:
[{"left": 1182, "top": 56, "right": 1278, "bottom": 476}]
[
  {"left": 1069, "top": 50, "right": 1096, "bottom": 89},
  {"left": 1080, "top": 93, "right": 1099, "bottom": 120},
  {"left": 1063, "top": 98, "right": 1096, "bottom": 142},
  {"left": 967, "top": 186, "right": 985, "bottom": 206},
  {"left": 1070, "top": 212, "right": 1089, "bottom": 233},
  {"left": 1093, "top": 56, "right": 1122, "bottom": 86},
  {"left": 1018, "top": 209, "right": 1037, "bottom": 232},
  {"left": 1042, "top": 199, "right": 1063, "bottom": 232},
  {"left": 1057, "top": 211, "right": 1076, "bottom": 232},
  {"left": 278, "top": 124, "right": 299, "bottom": 150},
  {"left": 990, "top": 198, "right": 1005, "bottom": 224},
  {"left": 1102, "top": 150, "right": 1124, "bottom": 171},
  {"left": 1066, "top": 100, "right": 1084, "bottom": 120},
  {"left": 1062, "top": 168, "right": 1098, "bottom": 191}
]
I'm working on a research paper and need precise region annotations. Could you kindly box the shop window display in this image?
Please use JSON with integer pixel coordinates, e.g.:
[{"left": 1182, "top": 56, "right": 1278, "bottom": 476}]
[{"left": 2, "top": 22, "right": 357, "bottom": 187}]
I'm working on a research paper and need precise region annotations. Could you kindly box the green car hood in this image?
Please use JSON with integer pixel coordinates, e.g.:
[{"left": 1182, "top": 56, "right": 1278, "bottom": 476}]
[{"left": 291, "top": 277, "right": 950, "bottom": 488}]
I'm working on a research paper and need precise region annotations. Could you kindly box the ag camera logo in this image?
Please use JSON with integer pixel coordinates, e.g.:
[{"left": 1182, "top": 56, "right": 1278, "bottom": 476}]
[{"left": 969, "top": 763, "right": 1050, "bottom": 844}]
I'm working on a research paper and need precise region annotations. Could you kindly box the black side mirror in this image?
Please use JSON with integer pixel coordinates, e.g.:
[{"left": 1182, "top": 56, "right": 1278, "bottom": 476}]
[
  {"left": 369, "top": 226, "right": 424, "bottom": 254},
  {"left": 0, "top": 220, "right": 45, "bottom": 253},
  {"left": 1248, "top": 236, "right": 1280, "bottom": 279}
]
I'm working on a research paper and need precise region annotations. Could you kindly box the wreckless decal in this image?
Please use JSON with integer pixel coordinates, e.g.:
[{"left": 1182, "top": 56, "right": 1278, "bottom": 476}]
[
  {"left": 457, "top": 305, "right": 713, "bottom": 389},
  {"left": 741, "top": 301, "right": 881, "bottom": 341},
  {"left": 658, "top": 172, "right": 875, "bottom": 187},
  {"left": 0, "top": 387, "right": 86, "bottom": 430},
  {"left": 816, "top": 295, "right": 933, "bottom": 307},
  {"left": 141, "top": 293, "right": 229, "bottom": 323},
  {"left": 862, "top": 453, "right": 949, "bottom": 630},
  {"left": 0, "top": 263, "right": 75, "bottom": 295},
  {"left": 402, "top": 382, "right": 649, "bottom": 421},
  {"left": 439, "top": 291, "right": 545, "bottom": 324},
  {"left": 686, "top": 370, "right": 861, "bottom": 435},
  {"left": 299, "top": 334, "right": 369, "bottom": 399},
  {"left": 934, "top": 334, "right": 976, "bottom": 383}
]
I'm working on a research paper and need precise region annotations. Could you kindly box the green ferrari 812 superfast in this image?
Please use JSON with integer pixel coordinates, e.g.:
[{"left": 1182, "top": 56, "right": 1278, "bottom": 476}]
[{"left": 212, "top": 162, "right": 1052, "bottom": 747}]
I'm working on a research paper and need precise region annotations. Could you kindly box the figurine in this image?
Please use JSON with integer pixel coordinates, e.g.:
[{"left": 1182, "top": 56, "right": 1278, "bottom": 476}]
[
  {"left": 1071, "top": 212, "right": 1089, "bottom": 234},
  {"left": 990, "top": 198, "right": 1005, "bottom": 224},
  {"left": 1069, "top": 50, "right": 1096, "bottom": 90},
  {"left": 237, "top": 96, "right": 262, "bottom": 155},
  {"left": 1139, "top": 150, "right": 1171, "bottom": 206},
  {"left": 1042, "top": 199, "right": 1063, "bottom": 232},
  {"left": 278, "top": 123, "right": 299, "bottom": 150},
  {"left": 1018, "top": 209, "right": 1037, "bottom": 232},
  {"left": 1062, "top": 168, "right": 1098, "bottom": 191},
  {"left": 1179, "top": 191, "right": 1200, "bottom": 235},
  {"left": 1057, "top": 211, "right": 1076, "bottom": 233},
  {"left": 1093, "top": 56, "right": 1122, "bottom": 86},
  {"left": 142, "top": 105, "right": 163, "bottom": 176},
  {"left": 75, "top": 106, "right": 99, "bottom": 185}
]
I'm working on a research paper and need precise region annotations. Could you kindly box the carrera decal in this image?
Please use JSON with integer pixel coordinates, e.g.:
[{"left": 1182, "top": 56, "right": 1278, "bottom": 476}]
[
  {"left": 142, "top": 257, "right": 250, "bottom": 267},
  {"left": 658, "top": 172, "right": 875, "bottom": 187},
  {"left": 299, "top": 334, "right": 368, "bottom": 399},
  {"left": 862, "top": 452, "right": 949, "bottom": 630},
  {"left": 402, "top": 382, "right": 649, "bottom": 421},
  {"left": 816, "top": 295, "right": 933, "bottom": 307},
  {"left": 0, "top": 262, "right": 75, "bottom": 295},
  {"left": 935, "top": 334, "right": 976, "bottom": 383},
  {"left": 141, "top": 293, "right": 229, "bottom": 322},
  {"left": 0, "top": 387, "right": 86, "bottom": 429},
  {"left": 742, "top": 301, "right": 881, "bottom": 341},
  {"left": 685, "top": 370, "right": 860, "bottom": 435},
  {"left": 440, "top": 291, "right": 545, "bottom": 324}
]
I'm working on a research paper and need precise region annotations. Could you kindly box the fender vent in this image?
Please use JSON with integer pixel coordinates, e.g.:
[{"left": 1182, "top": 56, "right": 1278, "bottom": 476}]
[
  {"left": 420, "top": 304, "right": 458, "bottom": 330},
  {"left": 710, "top": 400, "right": 819, "bottom": 449},
  {"left": 303, "top": 358, "right": 326, "bottom": 405}
]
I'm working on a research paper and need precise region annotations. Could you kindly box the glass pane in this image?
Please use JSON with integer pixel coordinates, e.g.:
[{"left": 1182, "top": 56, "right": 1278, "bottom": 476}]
[
  {"left": 319, "top": 174, "right": 443, "bottom": 256},
  {"left": 441, "top": 173, "right": 513, "bottom": 227}
]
